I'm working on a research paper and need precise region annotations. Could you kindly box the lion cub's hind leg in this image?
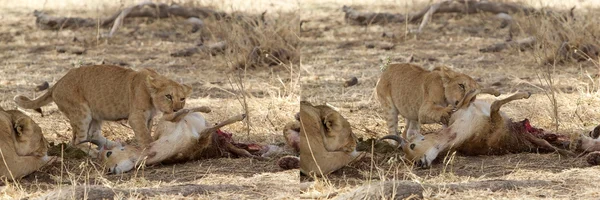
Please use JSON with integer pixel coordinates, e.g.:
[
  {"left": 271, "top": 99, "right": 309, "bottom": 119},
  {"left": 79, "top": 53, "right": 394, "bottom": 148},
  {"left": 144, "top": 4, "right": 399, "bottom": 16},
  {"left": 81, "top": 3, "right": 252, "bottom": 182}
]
[
  {"left": 383, "top": 101, "right": 400, "bottom": 136},
  {"left": 57, "top": 102, "right": 94, "bottom": 147},
  {"left": 56, "top": 100, "right": 114, "bottom": 158},
  {"left": 75, "top": 119, "right": 116, "bottom": 158},
  {"left": 404, "top": 118, "right": 422, "bottom": 140}
]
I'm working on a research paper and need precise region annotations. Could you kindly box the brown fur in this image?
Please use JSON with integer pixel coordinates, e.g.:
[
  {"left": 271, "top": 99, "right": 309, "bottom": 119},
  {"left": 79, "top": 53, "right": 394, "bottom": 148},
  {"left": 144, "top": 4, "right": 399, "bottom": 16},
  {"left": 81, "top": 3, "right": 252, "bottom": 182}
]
[
  {"left": 375, "top": 63, "right": 490, "bottom": 139},
  {"left": 395, "top": 91, "right": 578, "bottom": 167},
  {"left": 299, "top": 101, "right": 364, "bottom": 176},
  {"left": 14, "top": 65, "right": 192, "bottom": 148},
  {"left": 0, "top": 107, "right": 55, "bottom": 180}
]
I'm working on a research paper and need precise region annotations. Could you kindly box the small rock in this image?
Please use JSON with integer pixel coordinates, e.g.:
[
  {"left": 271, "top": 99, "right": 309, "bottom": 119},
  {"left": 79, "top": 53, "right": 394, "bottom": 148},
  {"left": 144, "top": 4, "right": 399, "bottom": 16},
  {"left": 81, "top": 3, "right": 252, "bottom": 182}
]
[
  {"left": 382, "top": 32, "right": 395, "bottom": 38},
  {"left": 379, "top": 42, "right": 395, "bottom": 50},
  {"left": 344, "top": 77, "right": 358, "bottom": 87},
  {"left": 590, "top": 125, "right": 600, "bottom": 139},
  {"left": 587, "top": 151, "right": 600, "bottom": 165},
  {"left": 56, "top": 46, "right": 86, "bottom": 55},
  {"left": 35, "top": 81, "right": 49, "bottom": 91}
]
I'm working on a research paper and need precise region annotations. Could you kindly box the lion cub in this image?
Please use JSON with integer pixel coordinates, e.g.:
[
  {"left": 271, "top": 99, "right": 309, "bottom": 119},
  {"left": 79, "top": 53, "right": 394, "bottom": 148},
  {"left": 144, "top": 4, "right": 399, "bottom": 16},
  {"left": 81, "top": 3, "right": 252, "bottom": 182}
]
[
  {"left": 376, "top": 63, "right": 488, "bottom": 139},
  {"left": 14, "top": 65, "right": 191, "bottom": 148}
]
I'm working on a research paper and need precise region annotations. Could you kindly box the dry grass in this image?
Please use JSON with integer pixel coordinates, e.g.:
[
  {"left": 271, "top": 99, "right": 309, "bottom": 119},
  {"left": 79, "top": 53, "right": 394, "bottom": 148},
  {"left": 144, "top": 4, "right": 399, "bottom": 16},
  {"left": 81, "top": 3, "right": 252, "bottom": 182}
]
[
  {"left": 0, "top": 0, "right": 300, "bottom": 199},
  {"left": 300, "top": 0, "right": 600, "bottom": 199}
]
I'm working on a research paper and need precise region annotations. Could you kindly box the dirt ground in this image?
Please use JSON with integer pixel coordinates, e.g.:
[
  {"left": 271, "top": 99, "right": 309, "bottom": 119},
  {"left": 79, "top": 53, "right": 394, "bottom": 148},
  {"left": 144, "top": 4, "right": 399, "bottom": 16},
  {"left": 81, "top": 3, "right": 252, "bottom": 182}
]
[
  {"left": 3, "top": 0, "right": 600, "bottom": 199},
  {"left": 300, "top": 0, "right": 600, "bottom": 199},
  {"left": 0, "top": 0, "right": 300, "bottom": 199}
]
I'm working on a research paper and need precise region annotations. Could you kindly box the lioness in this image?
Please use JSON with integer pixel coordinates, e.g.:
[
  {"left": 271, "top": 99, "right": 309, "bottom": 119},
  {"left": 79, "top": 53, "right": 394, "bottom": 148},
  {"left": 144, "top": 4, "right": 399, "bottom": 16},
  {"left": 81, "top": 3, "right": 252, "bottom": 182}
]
[
  {"left": 375, "top": 63, "right": 493, "bottom": 139},
  {"left": 0, "top": 107, "right": 55, "bottom": 180},
  {"left": 299, "top": 101, "right": 364, "bottom": 176},
  {"left": 14, "top": 65, "right": 191, "bottom": 148},
  {"left": 82, "top": 107, "right": 253, "bottom": 174}
]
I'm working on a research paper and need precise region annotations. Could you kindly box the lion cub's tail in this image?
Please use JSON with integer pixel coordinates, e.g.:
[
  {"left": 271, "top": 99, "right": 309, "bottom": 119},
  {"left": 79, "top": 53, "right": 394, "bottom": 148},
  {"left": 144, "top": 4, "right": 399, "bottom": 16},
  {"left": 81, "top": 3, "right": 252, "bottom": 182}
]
[{"left": 14, "top": 86, "right": 54, "bottom": 112}]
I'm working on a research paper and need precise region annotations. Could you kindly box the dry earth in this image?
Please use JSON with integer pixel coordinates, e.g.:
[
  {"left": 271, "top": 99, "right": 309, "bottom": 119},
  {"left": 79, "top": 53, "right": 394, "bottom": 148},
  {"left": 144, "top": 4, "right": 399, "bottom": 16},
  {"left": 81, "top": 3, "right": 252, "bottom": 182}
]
[
  {"left": 300, "top": 0, "right": 600, "bottom": 199},
  {"left": 4, "top": 0, "right": 600, "bottom": 199},
  {"left": 0, "top": 0, "right": 301, "bottom": 199}
]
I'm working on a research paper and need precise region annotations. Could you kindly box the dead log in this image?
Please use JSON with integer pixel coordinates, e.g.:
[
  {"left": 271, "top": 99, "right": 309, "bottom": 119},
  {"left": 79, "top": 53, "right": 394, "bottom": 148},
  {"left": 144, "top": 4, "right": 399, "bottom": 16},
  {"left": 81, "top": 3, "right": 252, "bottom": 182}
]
[
  {"left": 38, "top": 184, "right": 243, "bottom": 200},
  {"left": 479, "top": 36, "right": 536, "bottom": 52},
  {"left": 334, "top": 179, "right": 551, "bottom": 200},
  {"left": 34, "top": 3, "right": 226, "bottom": 34},
  {"left": 343, "top": 0, "right": 537, "bottom": 26},
  {"left": 544, "top": 42, "right": 600, "bottom": 65},
  {"left": 33, "top": 10, "right": 96, "bottom": 30},
  {"left": 241, "top": 47, "right": 297, "bottom": 68},
  {"left": 55, "top": 45, "right": 86, "bottom": 55},
  {"left": 171, "top": 41, "right": 227, "bottom": 57}
]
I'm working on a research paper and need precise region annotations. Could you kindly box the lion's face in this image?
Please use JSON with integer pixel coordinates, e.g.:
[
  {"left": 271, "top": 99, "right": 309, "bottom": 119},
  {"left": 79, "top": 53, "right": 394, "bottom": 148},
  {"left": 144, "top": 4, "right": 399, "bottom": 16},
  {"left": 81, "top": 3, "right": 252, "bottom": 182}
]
[
  {"left": 440, "top": 67, "right": 481, "bottom": 108},
  {"left": 9, "top": 111, "right": 48, "bottom": 157},
  {"left": 147, "top": 75, "right": 192, "bottom": 114},
  {"left": 300, "top": 101, "right": 357, "bottom": 153}
]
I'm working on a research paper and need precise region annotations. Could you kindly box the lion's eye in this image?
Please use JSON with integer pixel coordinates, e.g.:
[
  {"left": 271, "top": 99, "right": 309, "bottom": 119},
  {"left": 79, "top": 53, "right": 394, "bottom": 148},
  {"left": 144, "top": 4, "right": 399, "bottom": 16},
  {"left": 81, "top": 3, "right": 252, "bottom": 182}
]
[
  {"left": 410, "top": 143, "right": 416, "bottom": 150},
  {"left": 165, "top": 94, "right": 173, "bottom": 100},
  {"left": 458, "top": 84, "right": 465, "bottom": 91},
  {"left": 106, "top": 151, "right": 112, "bottom": 158}
]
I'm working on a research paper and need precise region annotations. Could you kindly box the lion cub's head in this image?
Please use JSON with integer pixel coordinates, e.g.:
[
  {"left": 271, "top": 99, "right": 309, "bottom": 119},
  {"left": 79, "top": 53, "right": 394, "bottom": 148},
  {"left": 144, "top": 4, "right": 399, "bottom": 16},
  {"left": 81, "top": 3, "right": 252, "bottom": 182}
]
[
  {"left": 144, "top": 69, "right": 192, "bottom": 114},
  {"left": 300, "top": 101, "right": 356, "bottom": 152},
  {"left": 436, "top": 66, "right": 481, "bottom": 108},
  {"left": 5, "top": 110, "right": 48, "bottom": 157}
]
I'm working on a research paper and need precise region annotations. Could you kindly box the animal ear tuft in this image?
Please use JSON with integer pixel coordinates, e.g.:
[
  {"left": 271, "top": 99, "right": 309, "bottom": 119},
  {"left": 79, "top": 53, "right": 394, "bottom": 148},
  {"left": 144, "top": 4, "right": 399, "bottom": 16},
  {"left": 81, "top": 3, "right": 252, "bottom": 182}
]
[
  {"left": 183, "top": 84, "right": 192, "bottom": 95},
  {"left": 439, "top": 66, "right": 453, "bottom": 85},
  {"left": 146, "top": 76, "right": 161, "bottom": 92},
  {"left": 13, "top": 118, "right": 29, "bottom": 137},
  {"left": 14, "top": 125, "right": 23, "bottom": 136},
  {"left": 322, "top": 113, "right": 341, "bottom": 136}
]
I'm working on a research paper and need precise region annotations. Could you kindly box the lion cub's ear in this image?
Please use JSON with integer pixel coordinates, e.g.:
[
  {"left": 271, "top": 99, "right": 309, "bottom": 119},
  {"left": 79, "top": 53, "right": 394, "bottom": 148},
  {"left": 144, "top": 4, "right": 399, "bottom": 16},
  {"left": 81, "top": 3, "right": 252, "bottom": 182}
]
[
  {"left": 439, "top": 66, "right": 455, "bottom": 85},
  {"left": 146, "top": 76, "right": 163, "bottom": 93},
  {"left": 183, "top": 84, "right": 192, "bottom": 95},
  {"left": 322, "top": 113, "right": 342, "bottom": 137}
]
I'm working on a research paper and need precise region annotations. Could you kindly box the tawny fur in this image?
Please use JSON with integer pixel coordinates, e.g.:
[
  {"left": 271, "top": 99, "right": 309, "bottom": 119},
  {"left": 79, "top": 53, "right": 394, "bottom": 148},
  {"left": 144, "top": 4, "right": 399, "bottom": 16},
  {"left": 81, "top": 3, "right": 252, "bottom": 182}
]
[
  {"left": 0, "top": 107, "right": 55, "bottom": 180},
  {"left": 390, "top": 91, "right": 578, "bottom": 167},
  {"left": 299, "top": 101, "right": 364, "bottom": 176},
  {"left": 92, "top": 107, "right": 247, "bottom": 174},
  {"left": 375, "top": 63, "right": 493, "bottom": 139},
  {"left": 14, "top": 65, "right": 192, "bottom": 148}
]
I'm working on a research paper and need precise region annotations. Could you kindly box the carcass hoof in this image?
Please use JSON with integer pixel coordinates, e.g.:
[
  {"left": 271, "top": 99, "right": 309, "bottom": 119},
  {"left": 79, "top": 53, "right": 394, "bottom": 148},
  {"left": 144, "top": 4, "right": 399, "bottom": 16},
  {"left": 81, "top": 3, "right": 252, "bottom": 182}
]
[
  {"left": 277, "top": 156, "right": 300, "bottom": 170},
  {"left": 586, "top": 152, "right": 600, "bottom": 165}
]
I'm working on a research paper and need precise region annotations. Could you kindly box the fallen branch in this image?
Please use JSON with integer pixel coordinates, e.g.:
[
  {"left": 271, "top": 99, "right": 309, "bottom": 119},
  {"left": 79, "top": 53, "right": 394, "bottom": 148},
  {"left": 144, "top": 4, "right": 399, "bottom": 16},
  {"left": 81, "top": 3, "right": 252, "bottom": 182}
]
[
  {"left": 39, "top": 184, "right": 243, "bottom": 200},
  {"left": 544, "top": 42, "right": 600, "bottom": 65},
  {"left": 343, "top": 0, "right": 537, "bottom": 26},
  {"left": 171, "top": 41, "right": 228, "bottom": 57},
  {"left": 34, "top": 2, "right": 227, "bottom": 35},
  {"left": 479, "top": 36, "right": 536, "bottom": 52},
  {"left": 334, "top": 179, "right": 551, "bottom": 200}
]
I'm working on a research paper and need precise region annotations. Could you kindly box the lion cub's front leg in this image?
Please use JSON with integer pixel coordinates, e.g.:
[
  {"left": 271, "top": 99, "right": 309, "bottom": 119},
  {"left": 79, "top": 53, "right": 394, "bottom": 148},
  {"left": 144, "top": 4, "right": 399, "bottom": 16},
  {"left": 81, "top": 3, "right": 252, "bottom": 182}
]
[
  {"left": 418, "top": 101, "right": 453, "bottom": 126},
  {"left": 129, "top": 110, "right": 155, "bottom": 146}
]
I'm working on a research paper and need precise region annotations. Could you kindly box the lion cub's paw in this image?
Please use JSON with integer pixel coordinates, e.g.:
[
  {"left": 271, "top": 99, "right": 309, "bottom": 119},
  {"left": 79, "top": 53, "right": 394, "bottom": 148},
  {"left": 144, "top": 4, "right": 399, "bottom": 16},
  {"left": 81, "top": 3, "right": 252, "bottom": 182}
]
[{"left": 439, "top": 106, "right": 454, "bottom": 125}]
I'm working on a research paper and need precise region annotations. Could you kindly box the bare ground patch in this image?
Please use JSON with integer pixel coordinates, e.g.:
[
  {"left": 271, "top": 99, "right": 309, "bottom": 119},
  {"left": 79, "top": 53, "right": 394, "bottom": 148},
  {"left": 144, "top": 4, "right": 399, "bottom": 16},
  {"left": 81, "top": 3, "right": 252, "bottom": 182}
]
[
  {"left": 300, "top": 0, "right": 600, "bottom": 199},
  {"left": 0, "top": 1, "right": 300, "bottom": 199}
]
